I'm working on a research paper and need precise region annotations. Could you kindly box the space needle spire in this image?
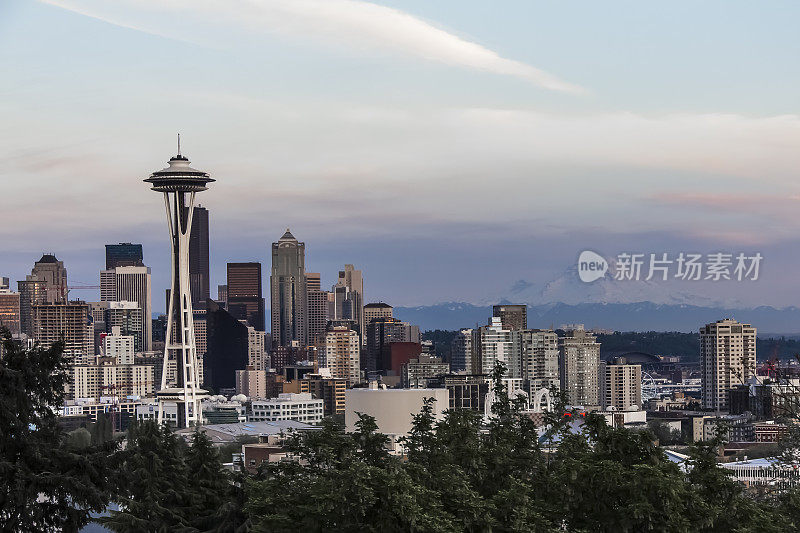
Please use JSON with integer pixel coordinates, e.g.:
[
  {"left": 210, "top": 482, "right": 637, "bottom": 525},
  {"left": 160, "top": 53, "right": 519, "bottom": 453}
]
[{"left": 145, "top": 139, "right": 214, "bottom": 428}]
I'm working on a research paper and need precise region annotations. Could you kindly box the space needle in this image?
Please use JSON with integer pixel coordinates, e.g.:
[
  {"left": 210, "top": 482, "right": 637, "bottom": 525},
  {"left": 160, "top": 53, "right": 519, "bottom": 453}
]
[{"left": 145, "top": 137, "right": 214, "bottom": 428}]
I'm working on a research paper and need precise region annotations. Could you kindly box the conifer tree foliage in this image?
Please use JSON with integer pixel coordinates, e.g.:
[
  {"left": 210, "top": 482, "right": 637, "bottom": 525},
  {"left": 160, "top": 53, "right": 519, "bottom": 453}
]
[
  {"left": 0, "top": 328, "right": 115, "bottom": 532},
  {"left": 101, "top": 421, "right": 245, "bottom": 533},
  {"left": 242, "top": 362, "right": 800, "bottom": 532}
]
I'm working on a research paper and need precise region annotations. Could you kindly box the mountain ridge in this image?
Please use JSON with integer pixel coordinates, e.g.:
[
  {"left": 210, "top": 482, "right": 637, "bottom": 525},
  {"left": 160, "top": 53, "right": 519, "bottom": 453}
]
[{"left": 394, "top": 301, "right": 800, "bottom": 334}]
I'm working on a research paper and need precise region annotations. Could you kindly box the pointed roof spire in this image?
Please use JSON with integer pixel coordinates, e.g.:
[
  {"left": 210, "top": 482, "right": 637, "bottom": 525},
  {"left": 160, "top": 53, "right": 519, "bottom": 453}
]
[{"left": 279, "top": 228, "right": 296, "bottom": 241}]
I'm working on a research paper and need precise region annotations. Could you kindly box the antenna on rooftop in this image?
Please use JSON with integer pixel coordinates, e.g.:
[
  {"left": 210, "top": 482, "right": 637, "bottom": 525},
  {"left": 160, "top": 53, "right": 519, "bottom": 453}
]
[{"left": 177, "top": 133, "right": 181, "bottom": 156}]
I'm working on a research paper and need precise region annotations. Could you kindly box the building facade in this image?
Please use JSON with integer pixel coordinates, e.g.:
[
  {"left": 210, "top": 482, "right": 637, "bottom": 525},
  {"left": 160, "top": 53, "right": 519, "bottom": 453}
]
[
  {"left": 493, "top": 304, "right": 528, "bottom": 331},
  {"left": 32, "top": 301, "right": 93, "bottom": 364},
  {"left": 450, "top": 328, "right": 474, "bottom": 373},
  {"left": 558, "top": 326, "right": 601, "bottom": 407},
  {"left": 364, "top": 302, "right": 392, "bottom": 326},
  {"left": 100, "top": 266, "right": 153, "bottom": 350},
  {"left": 700, "top": 319, "right": 757, "bottom": 410},
  {"left": 517, "top": 329, "right": 559, "bottom": 395},
  {"left": 477, "top": 317, "right": 518, "bottom": 378},
  {"left": 105, "top": 243, "right": 144, "bottom": 269},
  {"left": 227, "top": 262, "right": 265, "bottom": 331},
  {"left": 320, "top": 324, "right": 361, "bottom": 383},
  {"left": 0, "top": 288, "right": 21, "bottom": 335},
  {"left": 18, "top": 254, "right": 68, "bottom": 336},
  {"left": 599, "top": 358, "right": 642, "bottom": 410},
  {"left": 250, "top": 393, "right": 323, "bottom": 424},
  {"left": 332, "top": 264, "right": 364, "bottom": 341},
  {"left": 270, "top": 229, "right": 307, "bottom": 347},
  {"left": 305, "top": 273, "right": 330, "bottom": 344}
]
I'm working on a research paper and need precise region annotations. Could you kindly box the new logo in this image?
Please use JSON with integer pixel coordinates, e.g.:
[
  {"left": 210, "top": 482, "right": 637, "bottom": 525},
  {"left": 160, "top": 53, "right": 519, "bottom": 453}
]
[{"left": 578, "top": 251, "right": 608, "bottom": 283}]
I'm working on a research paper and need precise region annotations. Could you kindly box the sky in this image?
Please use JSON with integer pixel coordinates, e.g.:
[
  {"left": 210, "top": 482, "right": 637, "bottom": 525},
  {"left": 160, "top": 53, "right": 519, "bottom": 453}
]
[{"left": 1, "top": 0, "right": 799, "bottom": 311}]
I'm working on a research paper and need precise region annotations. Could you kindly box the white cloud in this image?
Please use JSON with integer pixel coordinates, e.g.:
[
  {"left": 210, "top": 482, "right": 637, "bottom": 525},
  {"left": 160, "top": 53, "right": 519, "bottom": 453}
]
[{"left": 39, "top": 0, "right": 583, "bottom": 93}]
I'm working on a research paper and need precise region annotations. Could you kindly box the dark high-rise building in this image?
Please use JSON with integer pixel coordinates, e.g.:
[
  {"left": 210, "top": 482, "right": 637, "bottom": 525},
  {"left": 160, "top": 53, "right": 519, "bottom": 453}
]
[
  {"left": 270, "top": 229, "right": 307, "bottom": 347},
  {"left": 227, "top": 263, "right": 265, "bottom": 331},
  {"left": 184, "top": 205, "right": 210, "bottom": 309},
  {"left": 105, "top": 243, "right": 144, "bottom": 269},
  {"left": 205, "top": 299, "right": 249, "bottom": 392},
  {"left": 364, "top": 317, "right": 420, "bottom": 375},
  {"left": 492, "top": 304, "right": 527, "bottom": 331}
]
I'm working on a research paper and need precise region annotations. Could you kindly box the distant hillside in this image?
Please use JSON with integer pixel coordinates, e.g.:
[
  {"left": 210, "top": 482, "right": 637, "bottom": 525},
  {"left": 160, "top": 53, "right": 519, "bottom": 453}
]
[
  {"left": 396, "top": 302, "right": 800, "bottom": 335},
  {"left": 596, "top": 331, "right": 699, "bottom": 361}
]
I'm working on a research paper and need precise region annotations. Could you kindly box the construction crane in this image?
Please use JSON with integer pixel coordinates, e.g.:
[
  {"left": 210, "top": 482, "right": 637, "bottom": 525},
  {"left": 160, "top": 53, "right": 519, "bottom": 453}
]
[{"left": 66, "top": 283, "right": 100, "bottom": 300}]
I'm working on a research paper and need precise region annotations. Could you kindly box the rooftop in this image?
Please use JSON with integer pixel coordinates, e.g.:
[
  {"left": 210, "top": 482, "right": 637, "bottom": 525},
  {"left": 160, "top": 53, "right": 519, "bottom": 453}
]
[{"left": 175, "top": 420, "right": 317, "bottom": 443}]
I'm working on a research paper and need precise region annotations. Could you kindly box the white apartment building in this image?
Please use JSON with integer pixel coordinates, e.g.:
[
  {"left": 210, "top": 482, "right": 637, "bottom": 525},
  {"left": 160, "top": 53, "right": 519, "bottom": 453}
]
[
  {"left": 517, "top": 329, "right": 559, "bottom": 395},
  {"left": 700, "top": 319, "right": 756, "bottom": 410},
  {"left": 247, "top": 325, "right": 268, "bottom": 371},
  {"left": 103, "top": 330, "right": 135, "bottom": 365},
  {"left": 478, "top": 317, "right": 518, "bottom": 377},
  {"left": 250, "top": 393, "right": 324, "bottom": 424}
]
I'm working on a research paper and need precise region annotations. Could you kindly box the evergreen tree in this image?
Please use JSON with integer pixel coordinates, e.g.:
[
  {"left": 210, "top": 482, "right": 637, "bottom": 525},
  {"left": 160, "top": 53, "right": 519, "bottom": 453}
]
[
  {"left": 183, "top": 429, "right": 231, "bottom": 532},
  {"left": 100, "top": 419, "right": 190, "bottom": 532},
  {"left": 0, "top": 328, "right": 115, "bottom": 532}
]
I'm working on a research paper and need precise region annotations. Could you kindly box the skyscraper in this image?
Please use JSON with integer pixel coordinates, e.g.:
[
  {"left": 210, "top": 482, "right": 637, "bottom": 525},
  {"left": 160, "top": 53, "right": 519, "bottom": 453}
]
[
  {"left": 104, "top": 301, "right": 144, "bottom": 353},
  {"left": 518, "top": 329, "right": 559, "bottom": 395},
  {"left": 105, "top": 243, "right": 144, "bottom": 269},
  {"left": 18, "top": 254, "right": 67, "bottom": 336},
  {"left": 558, "top": 326, "right": 601, "bottom": 407},
  {"left": 227, "top": 262, "right": 265, "bottom": 331},
  {"left": 333, "top": 265, "right": 364, "bottom": 341},
  {"left": 450, "top": 328, "right": 474, "bottom": 373},
  {"left": 205, "top": 299, "right": 249, "bottom": 393},
  {"left": 270, "top": 229, "right": 307, "bottom": 347},
  {"left": 305, "top": 273, "right": 330, "bottom": 344},
  {"left": 100, "top": 266, "right": 153, "bottom": 350},
  {"left": 493, "top": 304, "right": 527, "bottom": 331},
  {"left": 477, "top": 317, "right": 518, "bottom": 377},
  {"left": 145, "top": 144, "right": 214, "bottom": 428},
  {"left": 320, "top": 323, "right": 361, "bottom": 383},
  {"left": 700, "top": 318, "right": 756, "bottom": 411},
  {"left": 599, "top": 357, "right": 642, "bottom": 410},
  {"left": 185, "top": 205, "right": 210, "bottom": 310}
]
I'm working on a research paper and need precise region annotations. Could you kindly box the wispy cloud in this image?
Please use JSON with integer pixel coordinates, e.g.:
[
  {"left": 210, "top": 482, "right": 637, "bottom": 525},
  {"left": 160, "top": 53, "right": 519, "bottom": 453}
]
[{"left": 39, "top": 0, "right": 583, "bottom": 93}]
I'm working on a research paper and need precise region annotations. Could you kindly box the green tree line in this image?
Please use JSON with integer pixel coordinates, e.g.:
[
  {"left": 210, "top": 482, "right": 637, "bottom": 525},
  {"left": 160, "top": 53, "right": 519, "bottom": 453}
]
[{"left": 4, "top": 328, "right": 800, "bottom": 532}]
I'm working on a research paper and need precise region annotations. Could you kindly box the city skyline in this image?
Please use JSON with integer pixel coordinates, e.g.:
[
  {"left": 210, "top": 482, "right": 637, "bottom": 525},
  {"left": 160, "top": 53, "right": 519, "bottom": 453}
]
[{"left": 2, "top": 1, "right": 800, "bottom": 309}]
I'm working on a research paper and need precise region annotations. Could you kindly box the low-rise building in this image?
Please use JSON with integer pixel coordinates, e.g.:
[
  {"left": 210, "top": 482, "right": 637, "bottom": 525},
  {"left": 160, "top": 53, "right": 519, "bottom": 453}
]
[
  {"left": 61, "top": 396, "right": 145, "bottom": 431},
  {"left": 250, "top": 393, "right": 324, "bottom": 424},
  {"left": 754, "top": 421, "right": 789, "bottom": 443},
  {"left": 722, "top": 458, "right": 800, "bottom": 490},
  {"left": 429, "top": 374, "right": 489, "bottom": 411},
  {"left": 345, "top": 385, "right": 449, "bottom": 437},
  {"left": 401, "top": 355, "right": 450, "bottom": 388}
]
